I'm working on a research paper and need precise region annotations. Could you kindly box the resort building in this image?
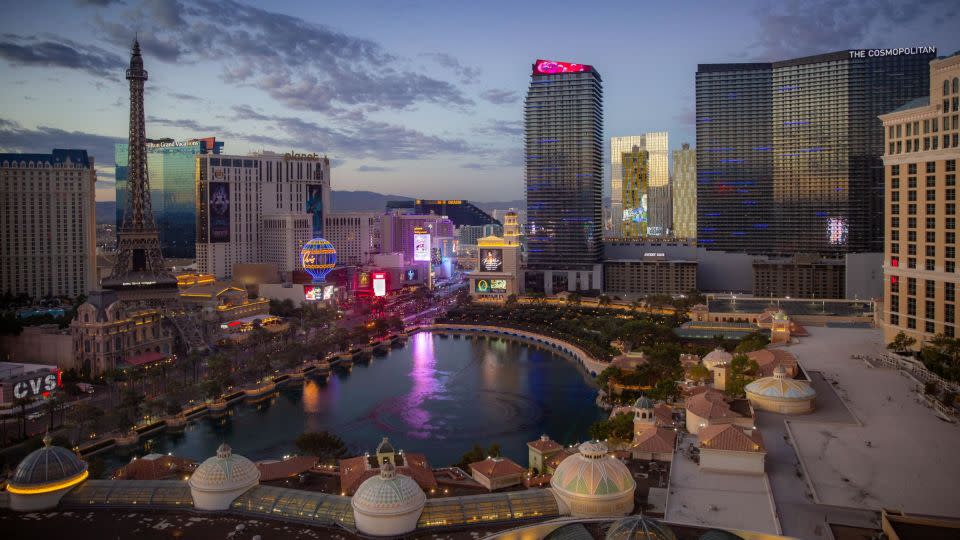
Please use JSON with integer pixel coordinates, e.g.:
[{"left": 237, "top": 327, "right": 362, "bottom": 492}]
[
  {"left": 195, "top": 151, "right": 330, "bottom": 278},
  {"left": 744, "top": 365, "right": 816, "bottom": 414},
  {"left": 339, "top": 438, "right": 438, "bottom": 496},
  {"left": 697, "top": 424, "right": 766, "bottom": 475},
  {"left": 179, "top": 281, "right": 269, "bottom": 323},
  {"left": 70, "top": 289, "right": 175, "bottom": 377},
  {"left": 672, "top": 143, "right": 697, "bottom": 239},
  {"left": 525, "top": 59, "right": 604, "bottom": 294},
  {"left": 469, "top": 211, "right": 521, "bottom": 299},
  {"left": 745, "top": 347, "right": 799, "bottom": 377},
  {"left": 323, "top": 212, "right": 382, "bottom": 266},
  {"left": 0, "top": 149, "right": 97, "bottom": 299},
  {"left": 527, "top": 435, "right": 564, "bottom": 474},
  {"left": 880, "top": 52, "right": 960, "bottom": 345},
  {"left": 684, "top": 390, "right": 754, "bottom": 435},
  {"left": 469, "top": 457, "right": 526, "bottom": 491}
]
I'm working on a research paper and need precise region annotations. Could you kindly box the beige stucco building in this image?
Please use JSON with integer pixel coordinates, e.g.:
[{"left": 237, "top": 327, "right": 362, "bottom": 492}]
[
  {"left": 880, "top": 52, "right": 960, "bottom": 346},
  {"left": 0, "top": 150, "right": 97, "bottom": 299},
  {"left": 469, "top": 211, "right": 521, "bottom": 299},
  {"left": 469, "top": 457, "right": 525, "bottom": 491},
  {"left": 70, "top": 290, "right": 174, "bottom": 377},
  {"left": 697, "top": 424, "right": 766, "bottom": 475}
]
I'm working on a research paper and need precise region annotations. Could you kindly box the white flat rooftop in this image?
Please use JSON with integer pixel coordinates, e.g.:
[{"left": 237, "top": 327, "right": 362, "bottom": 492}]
[
  {"left": 665, "top": 433, "right": 780, "bottom": 534},
  {"left": 780, "top": 327, "right": 960, "bottom": 518}
]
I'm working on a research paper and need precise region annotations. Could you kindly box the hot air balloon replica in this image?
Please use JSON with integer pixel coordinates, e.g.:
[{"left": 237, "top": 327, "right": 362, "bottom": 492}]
[{"left": 301, "top": 238, "right": 337, "bottom": 301}]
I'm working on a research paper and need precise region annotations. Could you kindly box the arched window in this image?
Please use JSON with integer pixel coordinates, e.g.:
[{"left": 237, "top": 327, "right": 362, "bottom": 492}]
[
  {"left": 946, "top": 80, "right": 952, "bottom": 95},
  {"left": 954, "top": 77, "right": 959, "bottom": 94}
]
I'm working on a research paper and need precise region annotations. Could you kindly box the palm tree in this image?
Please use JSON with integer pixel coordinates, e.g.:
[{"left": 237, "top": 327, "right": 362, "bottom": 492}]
[
  {"left": 44, "top": 390, "right": 63, "bottom": 432},
  {"left": 14, "top": 396, "right": 33, "bottom": 439}
]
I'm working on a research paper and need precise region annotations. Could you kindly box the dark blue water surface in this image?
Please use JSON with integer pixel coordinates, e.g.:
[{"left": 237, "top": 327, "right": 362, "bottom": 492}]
[{"left": 101, "top": 332, "right": 603, "bottom": 473}]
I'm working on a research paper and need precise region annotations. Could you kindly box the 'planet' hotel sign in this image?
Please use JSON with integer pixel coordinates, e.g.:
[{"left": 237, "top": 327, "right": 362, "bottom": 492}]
[{"left": 849, "top": 46, "right": 935, "bottom": 58}]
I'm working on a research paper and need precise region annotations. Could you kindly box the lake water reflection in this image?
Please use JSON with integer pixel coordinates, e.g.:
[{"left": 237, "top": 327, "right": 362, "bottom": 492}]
[{"left": 102, "top": 332, "right": 604, "bottom": 473}]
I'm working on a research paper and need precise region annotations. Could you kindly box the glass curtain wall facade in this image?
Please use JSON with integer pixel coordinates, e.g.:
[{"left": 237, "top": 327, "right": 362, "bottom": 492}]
[
  {"left": 610, "top": 135, "right": 646, "bottom": 236},
  {"left": 696, "top": 50, "right": 934, "bottom": 255},
  {"left": 610, "top": 133, "right": 669, "bottom": 237},
  {"left": 116, "top": 138, "right": 223, "bottom": 259},
  {"left": 525, "top": 61, "right": 603, "bottom": 270},
  {"left": 672, "top": 143, "right": 697, "bottom": 238},
  {"left": 621, "top": 147, "right": 650, "bottom": 239}
]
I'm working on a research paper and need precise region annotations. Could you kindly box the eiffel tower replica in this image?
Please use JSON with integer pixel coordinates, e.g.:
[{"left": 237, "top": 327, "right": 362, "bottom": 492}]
[{"left": 100, "top": 39, "right": 206, "bottom": 351}]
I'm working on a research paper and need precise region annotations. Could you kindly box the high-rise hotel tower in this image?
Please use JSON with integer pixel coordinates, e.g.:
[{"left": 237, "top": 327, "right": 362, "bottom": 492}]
[
  {"left": 881, "top": 52, "right": 960, "bottom": 346},
  {"left": 524, "top": 59, "right": 603, "bottom": 294},
  {"left": 696, "top": 48, "right": 935, "bottom": 256}
]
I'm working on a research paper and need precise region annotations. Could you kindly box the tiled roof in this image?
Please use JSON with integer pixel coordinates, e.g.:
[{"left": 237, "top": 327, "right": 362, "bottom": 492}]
[
  {"left": 699, "top": 424, "right": 765, "bottom": 453},
  {"left": 685, "top": 390, "right": 743, "bottom": 420},
  {"left": 0, "top": 149, "right": 91, "bottom": 168},
  {"left": 545, "top": 448, "right": 578, "bottom": 470},
  {"left": 339, "top": 453, "right": 437, "bottom": 495},
  {"left": 470, "top": 457, "right": 526, "bottom": 478},
  {"left": 528, "top": 437, "right": 563, "bottom": 453},
  {"left": 113, "top": 455, "right": 196, "bottom": 480},
  {"left": 632, "top": 428, "right": 676, "bottom": 454},
  {"left": 747, "top": 348, "right": 799, "bottom": 377},
  {"left": 257, "top": 456, "right": 318, "bottom": 481},
  {"left": 653, "top": 403, "right": 674, "bottom": 426}
]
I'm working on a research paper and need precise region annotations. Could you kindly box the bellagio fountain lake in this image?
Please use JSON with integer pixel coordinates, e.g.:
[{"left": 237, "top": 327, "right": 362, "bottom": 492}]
[{"left": 100, "top": 331, "right": 605, "bottom": 474}]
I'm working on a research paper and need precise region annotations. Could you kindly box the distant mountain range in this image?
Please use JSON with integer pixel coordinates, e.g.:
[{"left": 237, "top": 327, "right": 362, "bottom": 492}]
[{"left": 97, "top": 192, "right": 528, "bottom": 224}]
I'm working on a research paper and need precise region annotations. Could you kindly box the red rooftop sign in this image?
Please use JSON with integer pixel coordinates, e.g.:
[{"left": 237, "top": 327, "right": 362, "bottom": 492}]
[{"left": 534, "top": 59, "right": 592, "bottom": 75}]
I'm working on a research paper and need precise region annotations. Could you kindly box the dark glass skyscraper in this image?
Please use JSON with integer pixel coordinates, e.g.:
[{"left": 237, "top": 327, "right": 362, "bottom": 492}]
[
  {"left": 524, "top": 59, "right": 603, "bottom": 293},
  {"left": 696, "top": 49, "right": 934, "bottom": 256},
  {"left": 116, "top": 137, "right": 223, "bottom": 259}
]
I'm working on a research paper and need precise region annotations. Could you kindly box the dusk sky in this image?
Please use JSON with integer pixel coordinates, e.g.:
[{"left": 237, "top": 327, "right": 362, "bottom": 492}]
[{"left": 1, "top": 0, "right": 958, "bottom": 202}]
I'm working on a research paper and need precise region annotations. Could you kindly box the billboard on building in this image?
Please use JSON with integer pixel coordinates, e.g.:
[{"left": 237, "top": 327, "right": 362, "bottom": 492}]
[
  {"left": 304, "top": 285, "right": 322, "bottom": 301},
  {"left": 306, "top": 184, "right": 324, "bottom": 237},
  {"left": 479, "top": 249, "right": 503, "bottom": 272},
  {"left": 475, "top": 278, "right": 507, "bottom": 294},
  {"left": 358, "top": 271, "right": 371, "bottom": 290},
  {"left": 404, "top": 268, "right": 419, "bottom": 282},
  {"left": 372, "top": 272, "right": 387, "bottom": 297},
  {"left": 414, "top": 232, "right": 431, "bottom": 262},
  {"left": 9, "top": 370, "right": 61, "bottom": 400},
  {"left": 208, "top": 182, "right": 231, "bottom": 243}
]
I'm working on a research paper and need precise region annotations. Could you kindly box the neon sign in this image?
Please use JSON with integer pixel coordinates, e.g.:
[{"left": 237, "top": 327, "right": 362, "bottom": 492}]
[
  {"left": 373, "top": 272, "right": 387, "bottom": 297},
  {"left": 414, "top": 232, "right": 431, "bottom": 262},
  {"left": 534, "top": 59, "right": 592, "bottom": 75}
]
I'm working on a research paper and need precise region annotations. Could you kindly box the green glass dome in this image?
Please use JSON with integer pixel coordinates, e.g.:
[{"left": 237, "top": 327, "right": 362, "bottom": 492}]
[{"left": 605, "top": 515, "right": 677, "bottom": 540}]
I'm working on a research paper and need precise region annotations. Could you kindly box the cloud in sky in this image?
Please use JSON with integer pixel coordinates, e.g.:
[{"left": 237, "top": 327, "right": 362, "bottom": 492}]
[
  {"left": 147, "top": 115, "right": 223, "bottom": 133},
  {"left": 474, "top": 119, "right": 523, "bottom": 138},
  {"left": 750, "top": 0, "right": 953, "bottom": 59},
  {"left": 424, "top": 52, "right": 479, "bottom": 85},
  {"left": 93, "top": 0, "right": 473, "bottom": 113},
  {"left": 479, "top": 89, "right": 519, "bottom": 105},
  {"left": 356, "top": 165, "right": 395, "bottom": 172},
  {"left": 0, "top": 118, "right": 123, "bottom": 163},
  {"left": 0, "top": 35, "right": 124, "bottom": 78}
]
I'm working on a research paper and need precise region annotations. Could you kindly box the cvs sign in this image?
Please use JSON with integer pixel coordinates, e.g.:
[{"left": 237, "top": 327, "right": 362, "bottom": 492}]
[{"left": 13, "top": 372, "right": 60, "bottom": 399}]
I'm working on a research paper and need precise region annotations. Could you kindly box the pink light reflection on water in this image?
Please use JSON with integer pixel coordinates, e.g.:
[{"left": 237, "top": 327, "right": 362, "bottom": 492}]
[{"left": 401, "top": 331, "right": 442, "bottom": 438}]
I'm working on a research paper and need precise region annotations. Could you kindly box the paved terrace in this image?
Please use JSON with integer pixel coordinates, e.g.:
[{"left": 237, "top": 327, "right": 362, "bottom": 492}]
[{"left": 773, "top": 327, "right": 960, "bottom": 520}]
